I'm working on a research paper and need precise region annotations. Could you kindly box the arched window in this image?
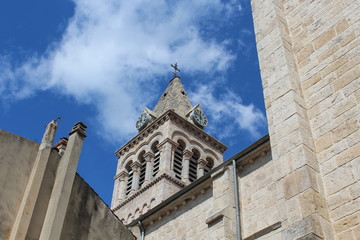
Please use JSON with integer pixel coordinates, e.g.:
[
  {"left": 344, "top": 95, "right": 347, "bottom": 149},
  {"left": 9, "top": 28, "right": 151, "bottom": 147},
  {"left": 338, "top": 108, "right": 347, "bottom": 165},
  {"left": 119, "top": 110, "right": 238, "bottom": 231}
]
[
  {"left": 151, "top": 141, "right": 160, "bottom": 177},
  {"left": 205, "top": 157, "right": 214, "bottom": 174},
  {"left": 189, "top": 149, "right": 200, "bottom": 182},
  {"left": 125, "top": 161, "right": 133, "bottom": 196},
  {"left": 138, "top": 151, "right": 147, "bottom": 188},
  {"left": 173, "top": 140, "right": 185, "bottom": 180}
]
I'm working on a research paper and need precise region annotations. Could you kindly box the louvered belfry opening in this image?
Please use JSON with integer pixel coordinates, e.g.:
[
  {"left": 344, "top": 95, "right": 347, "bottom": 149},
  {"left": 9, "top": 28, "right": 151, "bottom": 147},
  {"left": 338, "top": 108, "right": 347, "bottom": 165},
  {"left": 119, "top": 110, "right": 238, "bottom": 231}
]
[
  {"left": 189, "top": 149, "right": 199, "bottom": 182},
  {"left": 138, "top": 151, "right": 146, "bottom": 188},
  {"left": 204, "top": 157, "right": 214, "bottom": 174},
  {"left": 125, "top": 162, "right": 133, "bottom": 196},
  {"left": 152, "top": 141, "right": 160, "bottom": 177},
  {"left": 173, "top": 140, "right": 185, "bottom": 180}
]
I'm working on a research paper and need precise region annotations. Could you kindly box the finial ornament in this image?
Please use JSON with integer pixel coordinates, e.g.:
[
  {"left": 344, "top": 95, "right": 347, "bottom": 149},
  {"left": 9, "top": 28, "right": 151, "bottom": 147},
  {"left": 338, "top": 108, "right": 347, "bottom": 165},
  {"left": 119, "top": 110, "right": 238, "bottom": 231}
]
[{"left": 171, "top": 62, "right": 180, "bottom": 77}]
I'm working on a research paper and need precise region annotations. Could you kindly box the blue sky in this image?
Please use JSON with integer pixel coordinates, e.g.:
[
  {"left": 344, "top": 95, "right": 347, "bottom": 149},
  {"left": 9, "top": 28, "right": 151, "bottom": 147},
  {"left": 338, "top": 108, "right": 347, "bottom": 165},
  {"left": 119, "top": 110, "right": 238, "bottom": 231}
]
[{"left": 0, "top": 0, "right": 267, "bottom": 205}]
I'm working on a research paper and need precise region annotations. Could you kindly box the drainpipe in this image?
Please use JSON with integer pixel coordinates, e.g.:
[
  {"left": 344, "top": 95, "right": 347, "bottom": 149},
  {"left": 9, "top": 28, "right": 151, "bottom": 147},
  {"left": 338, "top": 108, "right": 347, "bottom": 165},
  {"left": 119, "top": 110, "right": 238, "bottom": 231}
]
[
  {"left": 232, "top": 159, "right": 242, "bottom": 240},
  {"left": 138, "top": 221, "right": 145, "bottom": 240}
]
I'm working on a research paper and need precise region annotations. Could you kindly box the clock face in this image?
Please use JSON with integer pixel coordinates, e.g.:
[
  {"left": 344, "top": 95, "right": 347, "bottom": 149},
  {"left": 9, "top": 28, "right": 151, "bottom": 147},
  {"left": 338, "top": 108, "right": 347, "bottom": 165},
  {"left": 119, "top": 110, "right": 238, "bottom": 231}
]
[
  {"left": 192, "top": 109, "right": 208, "bottom": 127},
  {"left": 136, "top": 112, "right": 150, "bottom": 130}
]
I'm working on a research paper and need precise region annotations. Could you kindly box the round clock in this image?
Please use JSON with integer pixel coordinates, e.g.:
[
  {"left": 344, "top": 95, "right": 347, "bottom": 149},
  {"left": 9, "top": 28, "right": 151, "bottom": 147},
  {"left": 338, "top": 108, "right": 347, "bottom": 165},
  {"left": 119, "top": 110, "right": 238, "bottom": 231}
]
[
  {"left": 191, "top": 109, "right": 208, "bottom": 127},
  {"left": 136, "top": 112, "right": 150, "bottom": 130}
]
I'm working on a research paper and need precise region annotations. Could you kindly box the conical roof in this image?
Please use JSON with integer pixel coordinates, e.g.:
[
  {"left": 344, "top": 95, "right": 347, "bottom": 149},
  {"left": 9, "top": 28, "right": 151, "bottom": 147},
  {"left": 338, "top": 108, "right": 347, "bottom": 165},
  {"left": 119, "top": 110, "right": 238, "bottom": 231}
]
[{"left": 153, "top": 76, "right": 192, "bottom": 118}]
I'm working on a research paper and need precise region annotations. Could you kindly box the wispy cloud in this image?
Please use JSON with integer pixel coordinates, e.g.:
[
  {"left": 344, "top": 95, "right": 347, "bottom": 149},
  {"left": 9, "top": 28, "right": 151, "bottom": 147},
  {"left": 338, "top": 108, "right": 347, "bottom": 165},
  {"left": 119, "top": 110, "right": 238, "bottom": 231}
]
[
  {"left": 190, "top": 83, "right": 267, "bottom": 140},
  {"left": 0, "top": 0, "right": 261, "bottom": 142}
]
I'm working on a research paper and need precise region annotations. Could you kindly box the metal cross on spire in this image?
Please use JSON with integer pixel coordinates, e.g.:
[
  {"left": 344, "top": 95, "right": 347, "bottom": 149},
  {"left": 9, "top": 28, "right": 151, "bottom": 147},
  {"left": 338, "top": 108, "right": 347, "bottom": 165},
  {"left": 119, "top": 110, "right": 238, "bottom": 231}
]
[{"left": 171, "top": 62, "right": 180, "bottom": 77}]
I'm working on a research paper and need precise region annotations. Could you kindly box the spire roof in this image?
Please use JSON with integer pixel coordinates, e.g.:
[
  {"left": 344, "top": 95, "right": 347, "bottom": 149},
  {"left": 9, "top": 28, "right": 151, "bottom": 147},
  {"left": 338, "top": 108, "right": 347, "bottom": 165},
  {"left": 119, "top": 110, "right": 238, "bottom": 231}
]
[{"left": 153, "top": 76, "right": 192, "bottom": 118}]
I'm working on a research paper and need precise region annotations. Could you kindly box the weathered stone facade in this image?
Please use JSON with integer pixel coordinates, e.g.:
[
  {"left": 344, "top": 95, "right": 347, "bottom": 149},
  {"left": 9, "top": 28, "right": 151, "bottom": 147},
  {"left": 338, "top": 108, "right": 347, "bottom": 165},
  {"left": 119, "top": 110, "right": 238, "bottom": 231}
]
[
  {"left": 251, "top": 0, "right": 359, "bottom": 239},
  {"left": 0, "top": 123, "right": 135, "bottom": 240}
]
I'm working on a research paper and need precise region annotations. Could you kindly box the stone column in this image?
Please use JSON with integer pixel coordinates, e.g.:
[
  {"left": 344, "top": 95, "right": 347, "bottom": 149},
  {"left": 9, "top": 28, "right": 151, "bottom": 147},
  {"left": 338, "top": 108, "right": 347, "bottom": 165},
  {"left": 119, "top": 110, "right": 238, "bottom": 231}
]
[
  {"left": 131, "top": 162, "right": 141, "bottom": 192},
  {"left": 9, "top": 120, "right": 58, "bottom": 240},
  {"left": 117, "top": 170, "right": 129, "bottom": 201},
  {"left": 181, "top": 150, "right": 193, "bottom": 184},
  {"left": 144, "top": 152, "right": 155, "bottom": 184},
  {"left": 39, "top": 122, "right": 87, "bottom": 240},
  {"left": 158, "top": 138, "right": 178, "bottom": 175},
  {"left": 197, "top": 159, "right": 208, "bottom": 178}
]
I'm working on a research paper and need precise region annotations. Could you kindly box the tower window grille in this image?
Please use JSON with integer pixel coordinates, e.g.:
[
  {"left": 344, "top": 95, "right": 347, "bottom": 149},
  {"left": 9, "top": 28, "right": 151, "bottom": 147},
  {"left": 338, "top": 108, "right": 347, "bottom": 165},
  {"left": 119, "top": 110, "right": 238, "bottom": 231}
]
[
  {"left": 125, "top": 165, "right": 133, "bottom": 196},
  {"left": 173, "top": 145, "right": 183, "bottom": 180},
  {"left": 189, "top": 154, "right": 199, "bottom": 182},
  {"left": 139, "top": 157, "right": 146, "bottom": 188},
  {"left": 153, "top": 148, "right": 160, "bottom": 177}
]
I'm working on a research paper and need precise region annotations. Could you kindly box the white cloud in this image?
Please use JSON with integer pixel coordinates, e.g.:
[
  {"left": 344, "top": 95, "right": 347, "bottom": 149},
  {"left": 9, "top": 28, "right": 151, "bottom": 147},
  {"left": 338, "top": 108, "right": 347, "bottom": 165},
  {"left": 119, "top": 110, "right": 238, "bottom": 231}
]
[
  {"left": 0, "top": 0, "right": 258, "bottom": 142},
  {"left": 189, "top": 83, "right": 267, "bottom": 140}
]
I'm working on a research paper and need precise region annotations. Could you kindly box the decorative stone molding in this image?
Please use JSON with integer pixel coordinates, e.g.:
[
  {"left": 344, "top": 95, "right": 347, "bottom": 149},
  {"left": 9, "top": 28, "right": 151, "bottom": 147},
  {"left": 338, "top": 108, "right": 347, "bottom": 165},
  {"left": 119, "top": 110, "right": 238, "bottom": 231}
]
[
  {"left": 68, "top": 122, "right": 87, "bottom": 138},
  {"left": 131, "top": 162, "right": 142, "bottom": 173},
  {"left": 198, "top": 159, "right": 208, "bottom": 169},
  {"left": 157, "top": 137, "right": 178, "bottom": 150},
  {"left": 115, "top": 110, "right": 227, "bottom": 158},
  {"left": 112, "top": 173, "right": 186, "bottom": 212},
  {"left": 235, "top": 144, "right": 271, "bottom": 173},
  {"left": 114, "top": 170, "right": 129, "bottom": 181},
  {"left": 143, "top": 152, "right": 155, "bottom": 162},
  {"left": 183, "top": 149, "right": 194, "bottom": 159}
]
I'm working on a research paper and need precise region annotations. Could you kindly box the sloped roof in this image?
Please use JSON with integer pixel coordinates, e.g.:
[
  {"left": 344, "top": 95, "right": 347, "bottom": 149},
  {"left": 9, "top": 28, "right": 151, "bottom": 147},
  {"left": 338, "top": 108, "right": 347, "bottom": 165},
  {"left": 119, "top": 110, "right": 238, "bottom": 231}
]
[{"left": 153, "top": 76, "right": 193, "bottom": 118}]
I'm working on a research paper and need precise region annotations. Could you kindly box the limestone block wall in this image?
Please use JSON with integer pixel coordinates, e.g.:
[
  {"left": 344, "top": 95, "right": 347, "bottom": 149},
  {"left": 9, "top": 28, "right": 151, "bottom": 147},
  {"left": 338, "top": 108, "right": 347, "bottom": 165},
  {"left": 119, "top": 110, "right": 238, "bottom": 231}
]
[
  {"left": 251, "top": 0, "right": 359, "bottom": 239},
  {"left": 239, "top": 150, "right": 282, "bottom": 238},
  {"left": 144, "top": 188, "right": 214, "bottom": 240},
  {"left": 60, "top": 174, "right": 135, "bottom": 240},
  {"left": 137, "top": 165, "right": 237, "bottom": 240},
  {"left": 0, "top": 130, "right": 41, "bottom": 239},
  {"left": 283, "top": 2, "right": 359, "bottom": 239}
]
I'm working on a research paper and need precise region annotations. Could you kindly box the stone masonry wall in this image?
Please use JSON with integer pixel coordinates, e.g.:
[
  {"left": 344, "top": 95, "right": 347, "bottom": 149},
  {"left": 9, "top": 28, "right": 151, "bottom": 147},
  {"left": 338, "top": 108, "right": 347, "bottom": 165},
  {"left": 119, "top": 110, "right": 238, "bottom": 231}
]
[
  {"left": 238, "top": 150, "right": 282, "bottom": 238},
  {"left": 0, "top": 130, "right": 39, "bottom": 239},
  {"left": 60, "top": 174, "right": 135, "bottom": 240},
  {"left": 284, "top": 1, "right": 359, "bottom": 239},
  {"left": 251, "top": 0, "right": 359, "bottom": 239},
  {"left": 142, "top": 165, "right": 237, "bottom": 240},
  {"left": 0, "top": 128, "right": 135, "bottom": 240},
  {"left": 114, "top": 177, "right": 183, "bottom": 225}
]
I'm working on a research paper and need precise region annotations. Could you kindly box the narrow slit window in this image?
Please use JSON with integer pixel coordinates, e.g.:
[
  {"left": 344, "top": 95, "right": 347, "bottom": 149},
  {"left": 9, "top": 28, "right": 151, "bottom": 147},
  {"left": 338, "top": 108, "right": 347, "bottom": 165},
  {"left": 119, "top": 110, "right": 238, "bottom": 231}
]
[
  {"left": 125, "top": 164, "right": 133, "bottom": 196},
  {"left": 189, "top": 152, "right": 199, "bottom": 182},
  {"left": 153, "top": 148, "right": 160, "bottom": 177},
  {"left": 139, "top": 155, "right": 146, "bottom": 188},
  {"left": 173, "top": 145, "right": 183, "bottom": 180}
]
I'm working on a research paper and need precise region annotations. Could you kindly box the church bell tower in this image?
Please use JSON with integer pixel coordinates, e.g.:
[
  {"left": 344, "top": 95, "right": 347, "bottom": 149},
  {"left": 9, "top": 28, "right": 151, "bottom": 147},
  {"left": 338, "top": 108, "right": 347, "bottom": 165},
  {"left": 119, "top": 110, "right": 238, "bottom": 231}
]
[{"left": 111, "top": 71, "right": 227, "bottom": 224}]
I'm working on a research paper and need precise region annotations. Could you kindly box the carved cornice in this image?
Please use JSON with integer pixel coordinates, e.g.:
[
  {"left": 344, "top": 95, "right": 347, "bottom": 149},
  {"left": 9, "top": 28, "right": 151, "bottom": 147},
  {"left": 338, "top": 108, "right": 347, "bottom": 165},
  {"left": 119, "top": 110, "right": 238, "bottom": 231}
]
[
  {"left": 114, "top": 110, "right": 227, "bottom": 158},
  {"left": 143, "top": 152, "right": 155, "bottom": 161},
  {"left": 198, "top": 158, "right": 208, "bottom": 169},
  {"left": 114, "top": 170, "right": 129, "bottom": 180},
  {"left": 131, "top": 162, "right": 142, "bottom": 172},
  {"left": 157, "top": 137, "right": 178, "bottom": 149},
  {"left": 112, "top": 173, "right": 186, "bottom": 212},
  {"left": 183, "top": 149, "right": 193, "bottom": 160}
]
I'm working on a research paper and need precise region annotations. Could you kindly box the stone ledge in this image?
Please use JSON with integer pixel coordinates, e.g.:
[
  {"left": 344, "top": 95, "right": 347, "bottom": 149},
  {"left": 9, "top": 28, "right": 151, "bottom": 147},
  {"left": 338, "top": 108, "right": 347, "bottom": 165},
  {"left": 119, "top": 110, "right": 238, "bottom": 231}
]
[
  {"left": 243, "top": 221, "right": 282, "bottom": 240},
  {"left": 205, "top": 210, "right": 224, "bottom": 225}
]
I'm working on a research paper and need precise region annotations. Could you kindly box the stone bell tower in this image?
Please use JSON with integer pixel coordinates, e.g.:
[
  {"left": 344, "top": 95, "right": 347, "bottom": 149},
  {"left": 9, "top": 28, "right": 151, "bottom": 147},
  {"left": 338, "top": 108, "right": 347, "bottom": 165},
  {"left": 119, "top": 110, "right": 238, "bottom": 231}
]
[{"left": 111, "top": 73, "right": 227, "bottom": 225}]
